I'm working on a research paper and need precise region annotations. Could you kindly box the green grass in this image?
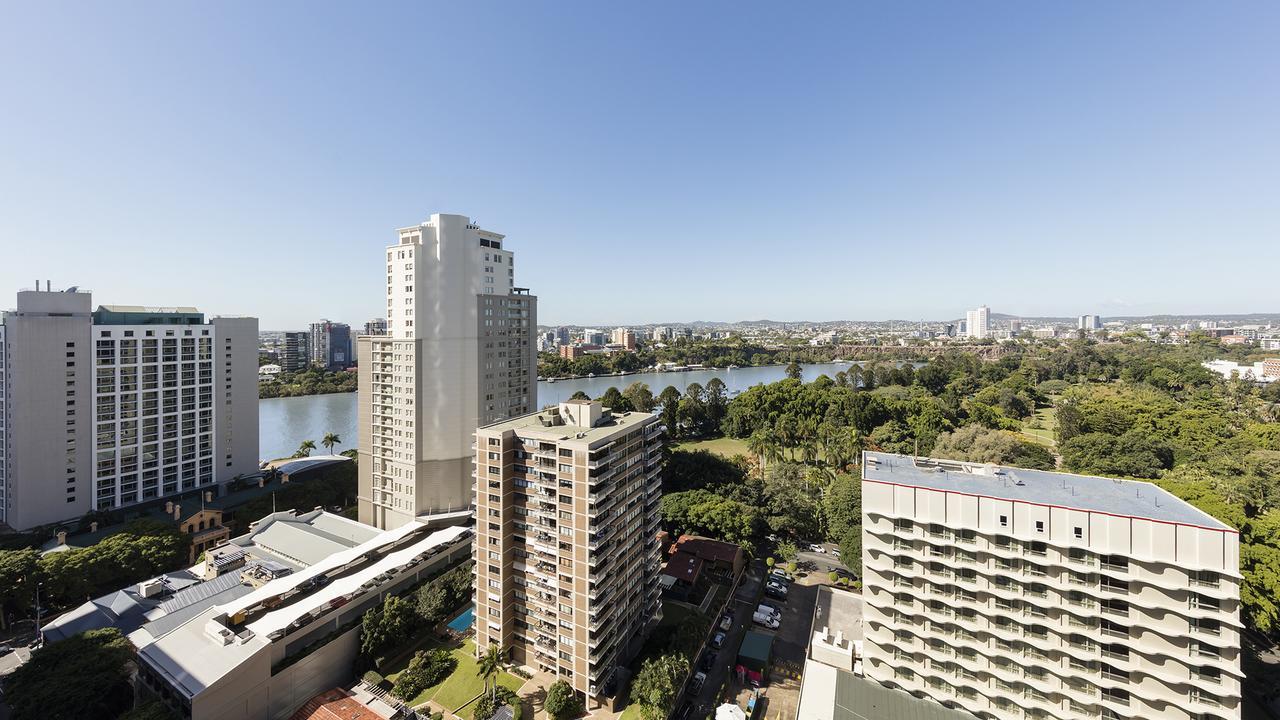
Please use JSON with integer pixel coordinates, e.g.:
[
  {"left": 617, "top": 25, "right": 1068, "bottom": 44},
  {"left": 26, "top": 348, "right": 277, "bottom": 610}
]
[
  {"left": 620, "top": 705, "right": 645, "bottom": 720},
  {"left": 384, "top": 638, "right": 524, "bottom": 711},
  {"left": 1020, "top": 406, "right": 1058, "bottom": 447},
  {"left": 676, "top": 437, "right": 752, "bottom": 458}
]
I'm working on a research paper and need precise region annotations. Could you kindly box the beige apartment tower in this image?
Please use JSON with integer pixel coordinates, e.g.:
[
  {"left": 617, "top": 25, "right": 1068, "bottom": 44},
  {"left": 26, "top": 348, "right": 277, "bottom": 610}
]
[
  {"left": 358, "top": 214, "right": 537, "bottom": 530},
  {"left": 473, "top": 400, "right": 664, "bottom": 704},
  {"left": 861, "top": 451, "right": 1241, "bottom": 720}
]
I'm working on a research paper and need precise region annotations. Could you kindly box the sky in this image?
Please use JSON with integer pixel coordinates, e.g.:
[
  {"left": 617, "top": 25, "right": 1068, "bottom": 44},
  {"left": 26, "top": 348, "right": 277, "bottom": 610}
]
[{"left": 1, "top": 2, "right": 1277, "bottom": 328}]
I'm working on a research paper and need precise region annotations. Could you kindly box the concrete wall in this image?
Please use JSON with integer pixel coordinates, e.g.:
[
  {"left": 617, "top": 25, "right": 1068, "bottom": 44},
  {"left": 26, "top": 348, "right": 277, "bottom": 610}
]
[{"left": 212, "top": 317, "right": 260, "bottom": 484}]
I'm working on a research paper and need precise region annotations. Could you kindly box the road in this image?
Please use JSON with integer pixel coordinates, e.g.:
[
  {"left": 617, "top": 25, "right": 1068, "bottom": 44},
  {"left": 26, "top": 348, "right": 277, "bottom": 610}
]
[{"left": 675, "top": 564, "right": 767, "bottom": 718}]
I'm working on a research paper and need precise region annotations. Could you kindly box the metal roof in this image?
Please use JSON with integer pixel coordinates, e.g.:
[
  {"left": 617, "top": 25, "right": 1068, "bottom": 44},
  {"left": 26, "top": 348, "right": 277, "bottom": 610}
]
[
  {"left": 834, "top": 672, "right": 975, "bottom": 720},
  {"left": 862, "top": 452, "right": 1231, "bottom": 532}
]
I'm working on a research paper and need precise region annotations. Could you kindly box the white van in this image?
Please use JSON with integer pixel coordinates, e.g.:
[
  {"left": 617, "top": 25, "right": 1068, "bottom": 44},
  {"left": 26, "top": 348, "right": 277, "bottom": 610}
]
[{"left": 752, "top": 609, "right": 780, "bottom": 629}]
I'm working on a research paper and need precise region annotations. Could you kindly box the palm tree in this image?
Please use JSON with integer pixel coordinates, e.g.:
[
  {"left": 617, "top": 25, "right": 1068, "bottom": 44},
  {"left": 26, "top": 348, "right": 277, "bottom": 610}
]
[
  {"left": 747, "top": 431, "right": 772, "bottom": 479},
  {"left": 321, "top": 432, "right": 341, "bottom": 453},
  {"left": 296, "top": 440, "right": 316, "bottom": 457},
  {"left": 477, "top": 643, "right": 504, "bottom": 700}
]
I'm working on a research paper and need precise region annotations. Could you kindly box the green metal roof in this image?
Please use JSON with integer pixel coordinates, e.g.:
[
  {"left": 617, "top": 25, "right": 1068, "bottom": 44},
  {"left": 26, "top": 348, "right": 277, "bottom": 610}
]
[
  {"left": 737, "top": 630, "right": 773, "bottom": 666},
  {"left": 834, "top": 672, "right": 975, "bottom": 720}
]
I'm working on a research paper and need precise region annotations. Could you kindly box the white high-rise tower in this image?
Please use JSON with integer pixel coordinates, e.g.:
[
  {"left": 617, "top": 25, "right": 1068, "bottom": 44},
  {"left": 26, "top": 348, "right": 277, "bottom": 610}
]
[
  {"left": 358, "top": 214, "right": 537, "bottom": 530},
  {"left": 966, "top": 305, "right": 990, "bottom": 340}
]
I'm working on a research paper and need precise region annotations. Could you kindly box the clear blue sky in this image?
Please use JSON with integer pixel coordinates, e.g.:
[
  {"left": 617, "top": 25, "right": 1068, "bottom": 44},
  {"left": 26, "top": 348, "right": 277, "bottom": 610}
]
[{"left": 1, "top": 2, "right": 1276, "bottom": 328}]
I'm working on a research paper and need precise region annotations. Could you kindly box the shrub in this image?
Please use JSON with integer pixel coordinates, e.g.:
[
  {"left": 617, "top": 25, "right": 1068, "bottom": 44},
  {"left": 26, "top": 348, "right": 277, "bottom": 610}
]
[
  {"left": 391, "top": 649, "right": 456, "bottom": 701},
  {"left": 544, "top": 679, "right": 585, "bottom": 719},
  {"left": 472, "top": 686, "right": 520, "bottom": 720}
]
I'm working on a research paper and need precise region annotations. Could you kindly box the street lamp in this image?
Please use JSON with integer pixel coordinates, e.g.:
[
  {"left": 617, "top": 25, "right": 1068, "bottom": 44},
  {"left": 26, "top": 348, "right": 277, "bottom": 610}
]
[{"left": 33, "top": 581, "right": 43, "bottom": 648}]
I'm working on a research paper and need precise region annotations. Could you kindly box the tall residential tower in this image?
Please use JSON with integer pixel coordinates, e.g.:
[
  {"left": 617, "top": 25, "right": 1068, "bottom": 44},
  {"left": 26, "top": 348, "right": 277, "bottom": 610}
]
[
  {"left": 358, "top": 214, "right": 537, "bottom": 530},
  {"left": 0, "top": 287, "right": 258, "bottom": 530},
  {"left": 474, "top": 400, "right": 665, "bottom": 704}
]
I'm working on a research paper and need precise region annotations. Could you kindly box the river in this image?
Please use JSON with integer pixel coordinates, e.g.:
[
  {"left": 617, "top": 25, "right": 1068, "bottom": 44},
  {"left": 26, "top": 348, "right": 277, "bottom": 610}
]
[{"left": 258, "top": 362, "right": 859, "bottom": 461}]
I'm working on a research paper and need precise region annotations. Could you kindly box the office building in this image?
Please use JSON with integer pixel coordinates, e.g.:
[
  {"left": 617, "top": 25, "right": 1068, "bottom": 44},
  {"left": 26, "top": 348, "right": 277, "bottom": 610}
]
[
  {"left": 965, "top": 306, "right": 990, "bottom": 340},
  {"left": 1079, "top": 315, "right": 1103, "bottom": 331},
  {"left": 0, "top": 286, "right": 258, "bottom": 530},
  {"left": 538, "top": 331, "right": 557, "bottom": 353},
  {"left": 309, "top": 320, "right": 352, "bottom": 370},
  {"left": 861, "top": 452, "right": 1241, "bottom": 720},
  {"left": 611, "top": 327, "right": 636, "bottom": 351},
  {"left": 363, "top": 318, "right": 388, "bottom": 337},
  {"left": 555, "top": 326, "right": 571, "bottom": 346},
  {"left": 473, "top": 399, "right": 664, "bottom": 704},
  {"left": 281, "top": 331, "right": 311, "bottom": 373},
  {"left": 1008, "top": 319, "right": 1022, "bottom": 335},
  {"left": 358, "top": 213, "right": 537, "bottom": 530}
]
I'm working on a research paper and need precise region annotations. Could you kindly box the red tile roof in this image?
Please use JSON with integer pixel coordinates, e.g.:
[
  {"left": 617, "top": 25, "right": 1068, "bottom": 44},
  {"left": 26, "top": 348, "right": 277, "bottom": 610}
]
[
  {"left": 290, "top": 690, "right": 387, "bottom": 720},
  {"left": 673, "top": 535, "right": 743, "bottom": 565}
]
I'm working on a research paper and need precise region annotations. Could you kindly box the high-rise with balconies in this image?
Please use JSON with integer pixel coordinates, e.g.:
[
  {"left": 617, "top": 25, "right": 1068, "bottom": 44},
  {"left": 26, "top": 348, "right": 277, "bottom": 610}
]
[
  {"left": 0, "top": 286, "right": 258, "bottom": 530},
  {"left": 861, "top": 451, "right": 1241, "bottom": 720},
  {"left": 473, "top": 399, "right": 664, "bottom": 706},
  {"left": 357, "top": 213, "right": 537, "bottom": 530}
]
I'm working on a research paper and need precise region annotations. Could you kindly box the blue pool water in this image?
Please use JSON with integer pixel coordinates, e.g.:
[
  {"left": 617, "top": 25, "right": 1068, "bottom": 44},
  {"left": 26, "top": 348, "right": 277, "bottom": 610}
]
[{"left": 447, "top": 605, "right": 474, "bottom": 632}]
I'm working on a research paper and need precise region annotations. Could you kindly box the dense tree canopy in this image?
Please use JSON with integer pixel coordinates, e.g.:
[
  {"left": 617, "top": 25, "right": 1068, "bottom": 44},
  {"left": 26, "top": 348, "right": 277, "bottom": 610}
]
[{"left": 4, "top": 628, "right": 134, "bottom": 720}]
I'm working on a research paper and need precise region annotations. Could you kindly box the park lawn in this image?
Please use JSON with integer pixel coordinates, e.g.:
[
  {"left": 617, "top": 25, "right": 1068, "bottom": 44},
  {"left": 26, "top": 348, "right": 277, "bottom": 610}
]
[
  {"left": 676, "top": 437, "right": 751, "bottom": 458},
  {"left": 385, "top": 638, "right": 524, "bottom": 711},
  {"left": 1021, "top": 406, "right": 1058, "bottom": 447},
  {"left": 620, "top": 705, "right": 644, "bottom": 720}
]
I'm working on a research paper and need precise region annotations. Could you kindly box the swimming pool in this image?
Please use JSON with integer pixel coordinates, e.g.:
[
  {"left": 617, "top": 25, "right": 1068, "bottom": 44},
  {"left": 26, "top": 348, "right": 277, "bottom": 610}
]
[{"left": 447, "top": 605, "right": 474, "bottom": 632}]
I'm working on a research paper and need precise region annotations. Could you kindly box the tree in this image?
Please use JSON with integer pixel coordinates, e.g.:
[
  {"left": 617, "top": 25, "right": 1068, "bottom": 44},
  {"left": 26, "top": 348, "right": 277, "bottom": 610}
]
[
  {"left": 472, "top": 685, "right": 520, "bottom": 720},
  {"left": 322, "top": 432, "right": 342, "bottom": 453},
  {"left": 657, "top": 386, "right": 682, "bottom": 437},
  {"left": 598, "top": 386, "right": 630, "bottom": 412},
  {"left": 569, "top": 390, "right": 590, "bottom": 401},
  {"left": 4, "top": 628, "right": 134, "bottom": 720},
  {"left": 361, "top": 594, "right": 421, "bottom": 661},
  {"left": 785, "top": 361, "right": 803, "bottom": 380},
  {"left": 931, "top": 425, "right": 1055, "bottom": 470},
  {"left": 1060, "top": 431, "right": 1173, "bottom": 479},
  {"left": 623, "top": 382, "right": 656, "bottom": 412},
  {"left": 477, "top": 643, "right": 505, "bottom": 701},
  {"left": 118, "top": 702, "right": 180, "bottom": 720},
  {"left": 544, "top": 679, "right": 584, "bottom": 719},
  {"left": 392, "top": 649, "right": 456, "bottom": 701},
  {"left": 295, "top": 439, "right": 317, "bottom": 457},
  {"left": 630, "top": 654, "right": 689, "bottom": 720}
]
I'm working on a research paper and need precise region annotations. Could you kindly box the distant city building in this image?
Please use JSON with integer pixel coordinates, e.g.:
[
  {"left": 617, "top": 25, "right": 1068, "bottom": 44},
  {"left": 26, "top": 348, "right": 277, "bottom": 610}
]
[
  {"left": 281, "top": 331, "right": 311, "bottom": 372},
  {"left": 258, "top": 363, "right": 282, "bottom": 381},
  {"left": 650, "top": 326, "right": 671, "bottom": 341},
  {"left": 1220, "top": 335, "right": 1249, "bottom": 346},
  {"left": 1078, "top": 314, "right": 1103, "bottom": 331},
  {"left": 309, "top": 320, "right": 352, "bottom": 369},
  {"left": 1032, "top": 327, "right": 1058, "bottom": 339},
  {"left": 861, "top": 452, "right": 1241, "bottom": 720},
  {"left": 474, "top": 400, "right": 664, "bottom": 705},
  {"left": 581, "top": 329, "right": 607, "bottom": 346},
  {"left": 610, "top": 327, "right": 636, "bottom": 350},
  {"left": 362, "top": 317, "right": 387, "bottom": 336},
  {"left": 555, "top": 326, "right": 572, "bottom": 346},
  {"left": 1008, "top": 319, "right": 1022, "bottom": 335},
  {"left": 965, "top": 305, "right": 990, "bottom": 339},
  {"left": 0, "top": 287, "right": 258, "bottom": 530},
  {"left": 358, "top": 213, "right": 536, "bottom": 530},
  {"left": 538, "top": 331, "right": 557, "bottom": 352},
  {"left": 1203, "top": 359, "right": 1278, "bottom": 384}
]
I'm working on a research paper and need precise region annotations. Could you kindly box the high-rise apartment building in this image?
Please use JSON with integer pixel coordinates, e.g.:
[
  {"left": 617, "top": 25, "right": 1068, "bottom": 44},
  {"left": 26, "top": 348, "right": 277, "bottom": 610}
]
[
  {"left": 358, "top": 213, "right": 537, "bottom": 530},
  {"left": 965, "top": 306, "right": 990, "bottom": 340},
  {"left": 281, "top": 331, "right": 311, "bottom": 373},
  {"left": 473, "top": 400, "right": 664, "bottom": 704},
  {"left": 554, "top": 326, "right": 571, "bottom": 346},
  {"left": 309, "top": 320, "right": 352, "bottom": 369},
  {"left": 363, "top": 318, "right": 388, "bottom": 336},
  {"left": 1079, "top": 315, "right": 1103, "bottom": 331},
  {"left": 861, "top": 451, "right": 1241, "bottom": 720},
  {"left": 0, "top": 287, "right": 258, "bottom": 530},
  {"left": 611, "top": 327, "right": 636, "bottom": 350}
]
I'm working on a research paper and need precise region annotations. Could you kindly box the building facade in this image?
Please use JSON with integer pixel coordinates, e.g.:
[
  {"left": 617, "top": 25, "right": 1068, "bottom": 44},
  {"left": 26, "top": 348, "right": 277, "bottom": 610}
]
[
  {"left": 309, "top": 320, "right": 351, "bottom": 370},
  {"left": 965, "top": 306, "right": 990, "bottom": 340},
  {"left": 281, "top": 332, "right": 310, "bottom": 373},
  {"left": 473, "top": 400, "right": 664, "bottom": 703},
  {"left": 861, "top": 451, "right": 1241, "bottom": 720},
  {"left": 363, "top": 318, "right": 387, "bottom": 337},
  {"left": 0, "top": 288, "right": 258, "bottom": 530},
  {"left": 358, "top": 213, "right": 537, "bottom": 530}
]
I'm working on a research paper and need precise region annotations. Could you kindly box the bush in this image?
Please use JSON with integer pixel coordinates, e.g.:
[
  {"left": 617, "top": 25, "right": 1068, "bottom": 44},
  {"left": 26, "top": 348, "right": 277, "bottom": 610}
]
[
  {"left": 544, "top": 679, "right": 585, "bottom": 719},
  {"left": 391, "top": 649, "right": 456, "bottom": 701},
  {"left": 362, "top": 670, "right": 385, "bottom": 686},
  {"left": 472, "top": 686, "right": 520, "bottom": 720},
  {"left": 766, "top": 557, "right": 775, "bottom": 568}
]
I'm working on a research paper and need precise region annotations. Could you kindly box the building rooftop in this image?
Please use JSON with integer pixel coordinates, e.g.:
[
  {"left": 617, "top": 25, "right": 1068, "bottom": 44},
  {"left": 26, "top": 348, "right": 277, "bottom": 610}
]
[
  {"left": 671, "top": 535, "right": 744, "bottom": 566},
  {"left": 813, "top": 586, "right": 863, "bottom": 644},
  {"left": 862, "top": 452, "right": 1231, "bottom": 532},
  {"left": 798, "top": 665, "right": 975, "bottom": 720},
  {"left": 479, "top": 403, "right": 658, "bottom": 446}
]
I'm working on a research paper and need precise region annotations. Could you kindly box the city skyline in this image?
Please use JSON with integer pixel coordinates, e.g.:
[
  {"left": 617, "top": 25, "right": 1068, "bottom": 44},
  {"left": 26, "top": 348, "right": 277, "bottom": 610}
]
[{"left": 2, "top": 2, "right": 1278, "bottom": 327}]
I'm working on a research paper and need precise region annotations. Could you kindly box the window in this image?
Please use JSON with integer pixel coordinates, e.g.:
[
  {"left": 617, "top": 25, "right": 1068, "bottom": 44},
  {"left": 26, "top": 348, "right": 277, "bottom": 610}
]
[
  {"left": 1035, "top": 520, "right": 1044, "bottom": 532},
  {"left": 1074, "top": 526, "right": 1084, "bottom": 539},
  {"left": 999, "top": 514, "right": 1008, "bottom": 527}
]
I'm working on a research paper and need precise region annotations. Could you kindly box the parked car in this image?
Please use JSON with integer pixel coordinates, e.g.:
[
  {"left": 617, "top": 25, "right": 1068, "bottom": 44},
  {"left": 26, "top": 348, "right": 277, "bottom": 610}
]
[
  {"left": 690, "top": 671, "right": 707, "bottom": 694},
  {"left": 0, "top": 645, "right": 12, "bottom": 656},
  {"left": 756, "top": 603, "right": 781, "bottom": 619},
  {"left": 719, "top": 614, "right": 733, "bottom": 631},
  {"left": 808, "top": 543, "right": 826, "bottom": 553},
  {"left": 765, "top": 584, "right": 788, "bottom": 600},
  {"left": 752, "top": 609, "right": 780, "bottom": 629},
  {"left": 700, "top": 650, "right": 717, "bottom": 671},
  {"left": 769, "top": 567, "right": 791, "bottom": 582},
  {"left": 831, "top": 549, "right": 841, "bottom": 559},
  {"left": 710, "top": 631, "right": 726, "bottom": 649}
]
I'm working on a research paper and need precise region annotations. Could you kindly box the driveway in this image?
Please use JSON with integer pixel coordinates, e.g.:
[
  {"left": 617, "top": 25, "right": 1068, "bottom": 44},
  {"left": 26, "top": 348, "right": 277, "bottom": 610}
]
[{"left": 675, "top": 565, "right": 766, "bottom": 718}]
